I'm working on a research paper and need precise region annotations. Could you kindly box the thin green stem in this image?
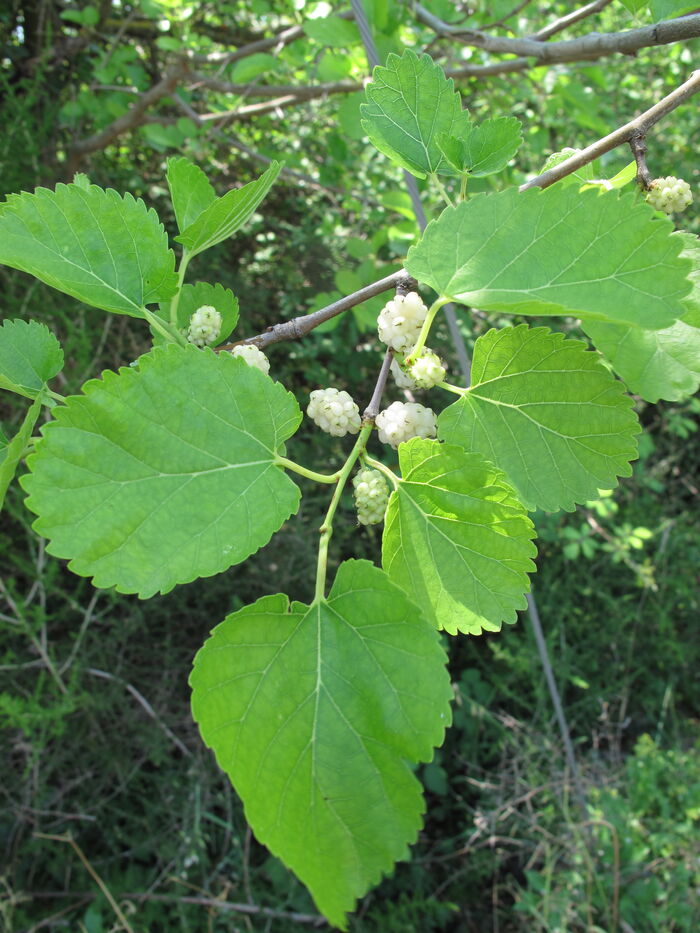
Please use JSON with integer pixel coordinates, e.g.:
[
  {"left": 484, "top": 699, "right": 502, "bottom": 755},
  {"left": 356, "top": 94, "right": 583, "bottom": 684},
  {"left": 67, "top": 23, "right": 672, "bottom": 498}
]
[
  {"left": 275, "top": 456, "right": 341, "bottom": 484},
  {"left": 437, "top": 380, "right": 466, "bottom": 396},
  {"left": 430, "top": 173, "right": 455, "bottom": 208},
  {"left": 142, "top": 307, "right": 187, "bottom": 347},
  {"left": 405, "top": 296, "right": 451, "bottom": 364},
  {"left": 362, "top": 454, "right": 399, "bottom": 489},
  {"left": 170, "top": 250, "right": 191, "bottom": 326},
  {"left": 314, "top": 423, "right": 373, "bottom": 602},
  {"left": 459, "top": 173, "right": 469, "bottom": 201},
  {"left": 46, "top": 388, "right": 66, "bottom": 403}
]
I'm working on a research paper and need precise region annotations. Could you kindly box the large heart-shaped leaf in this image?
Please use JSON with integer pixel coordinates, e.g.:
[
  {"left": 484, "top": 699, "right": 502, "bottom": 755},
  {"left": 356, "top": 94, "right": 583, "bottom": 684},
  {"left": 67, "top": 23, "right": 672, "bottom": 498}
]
[
  {"left": 22, "top": 345, "right": 302, "bottom": 597},
  {"left": 176, "top": 162, "right": 281, "bottom": 258},
  {"left": 438, "top": 326, "right": 640, "bottom": 512},
  {"left": 382, "top": 438, "right": 537, "bottom": 635},
  {"left": 360, "top": 49, "right": 463, "bottom": 178},
  {"left": 0, "top": 183, "right": 177, "bottom": 317},
  {"left": 190, "top": 559, "right": 452, "bottom": 930},
  {"left": 406, "top": 186, "right": 692, "bottom": 329},
  {"left": 0, "top": 319, "right": 63, "bottom": 399}
]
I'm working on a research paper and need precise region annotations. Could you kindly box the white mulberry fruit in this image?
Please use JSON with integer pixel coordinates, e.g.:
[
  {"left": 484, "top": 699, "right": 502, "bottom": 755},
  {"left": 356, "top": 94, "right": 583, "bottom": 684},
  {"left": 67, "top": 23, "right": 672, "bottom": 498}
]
[
  {"left": 231, "top": 344, "right": 270, "bottom": 374},
  {"left": 646, "top": 176, "right": 693, "bottom": 214},
  {"left": 390, "top": 358, "right": 419, "bottom": 390},
  {"left": 307, "top": 388, "right": 362, "bottom": 437},
  {"left": 187, "top": 305, "right": 222, "bottom": 347},
  {"left": 378, "top": 292, "right": 428, "bottom": 353},
  {"left": 408, "top": 349, "right": 446, "bottom": 389},
  {"left": 375, "top": 401, "right": 437, "bottom": 448},
  {"left": 352, "top": 468, "right": 390, "bottom": 525}
]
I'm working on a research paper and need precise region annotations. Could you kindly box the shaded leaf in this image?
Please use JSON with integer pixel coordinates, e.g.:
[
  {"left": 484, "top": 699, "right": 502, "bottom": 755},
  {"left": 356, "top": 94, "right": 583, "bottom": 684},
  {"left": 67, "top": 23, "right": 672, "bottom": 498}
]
[
  {"left": 382, "top": 438, "right": 537, "bottom": 635},
  {"left": 438, "top": 326, "right": 640, "bottom": 512},
  {"left": 157, "top": 282, "right": 239, "bottom": 344},
  {"left": 582, "top": 316, "right": 700, "bottom": 403},
  {"left": 303, "top": 15, "right": 360, "bottom": 46},
  {"left": 166, "top": 157, "right": 216, "bottom": 234},
  {"left": 437, "top": 117, "right": 523, "bottom": 177},
  {"left": 406, "top": 186, "right": 692, "bottom": 329},
  {"left": 176, "top": 162, "right": 281, "bottom": 257},
  {"left": 0, "top": 183, "right": 177, "bottom": 317},
  {"left": 361, "top": 49, "right": 462, "bottom": 178},
  {"left": 191, "top": 559, "right": 452, "bottom": 930},
  {"left": 0, "top": 395, "right": 44, "bottom": 511},
  {"left": 0, "top": 319, "right": 63, "bottom": 399},
  {"left": 22, "top": 345, "right": 302, "bottom": 597}
]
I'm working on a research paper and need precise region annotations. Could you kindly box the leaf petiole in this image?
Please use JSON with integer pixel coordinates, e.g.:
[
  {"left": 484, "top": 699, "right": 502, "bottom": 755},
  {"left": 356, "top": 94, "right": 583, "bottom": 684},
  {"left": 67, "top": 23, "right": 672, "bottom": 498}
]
[
  {"left": 430, "top": 173, "right": 455, "bottom": 208},
  {"left": 169, "top": 249, "right": 191, "bottom": 326},
  {"left": 362, "top": 454, "right": 399, "bottom": 489},
  {"left": 405, "top": 296, "right": 451, "bottom": 364},
  {"left": 437, "top": 380, "right": 466, "bottom": 396},
  {"left": 142, "top": 306, "right": 188, "bottom": 346},
  {"left": 314, "top": 423, "right": 373, "bottom": 602},
  {"left": 275, "top": 456, "right": 341, "bottom": 484}
]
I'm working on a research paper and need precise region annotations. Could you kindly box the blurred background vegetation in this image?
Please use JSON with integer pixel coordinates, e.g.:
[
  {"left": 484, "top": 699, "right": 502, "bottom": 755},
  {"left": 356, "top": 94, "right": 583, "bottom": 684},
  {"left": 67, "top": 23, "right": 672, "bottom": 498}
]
[{"left": 1, "top": 1, "right": 698, "bottom": 930}]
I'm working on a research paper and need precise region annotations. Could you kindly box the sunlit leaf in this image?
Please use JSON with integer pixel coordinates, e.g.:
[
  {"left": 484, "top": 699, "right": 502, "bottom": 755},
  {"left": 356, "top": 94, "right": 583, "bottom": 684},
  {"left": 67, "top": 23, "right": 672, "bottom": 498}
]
[
  {"left": 0, "top": 319, "right": 63, "bottom": 399},
  {"left": 191, "top": 559, "right": 452, "bottom": 930},
  {"left": 382, "top": 438, "right": 537, "bottom": 635},
  {"left": 22, "top": 345, "right": 302, "bottom": 597},
  {"left": 438, "top": 326, "right": 640, "bottom": 512},
  {"left": 166, "top": 157, "right": 216, "bottom": 234}
]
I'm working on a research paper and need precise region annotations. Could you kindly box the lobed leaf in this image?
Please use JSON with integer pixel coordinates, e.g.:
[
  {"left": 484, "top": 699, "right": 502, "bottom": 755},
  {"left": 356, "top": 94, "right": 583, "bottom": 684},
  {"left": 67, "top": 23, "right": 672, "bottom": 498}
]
[
  {"left": 382, "top": 438, "right": 537, "bottom": 636},
  {"left": 0, "top": 183, "right": 178, "bottom": 317},
  {"left": 437, "top": 116, "right": 523, "bottom": 177},
  {"left": 166, "top": 157, "right": 217, "bottom": 234},
  {"left": 176, "top": 162, "right": 281, "bottom": 257},
  {"left": 190, "top": 559, "right": 452, "bottom": 930},
  {"left": 405, "top": 186, "right": 692, "bottom": 329},
  {"left": 0, "top": 319, "right": 63, "bottom": 399},
  {"left": 360, "top": 49, "right": 463, "bottom": 178},
  {"left": 21, "top": 345, "right": 302, "bottom": 597},
  {"left": 438, "top": 326, "right": 641, "bottom": 512}
]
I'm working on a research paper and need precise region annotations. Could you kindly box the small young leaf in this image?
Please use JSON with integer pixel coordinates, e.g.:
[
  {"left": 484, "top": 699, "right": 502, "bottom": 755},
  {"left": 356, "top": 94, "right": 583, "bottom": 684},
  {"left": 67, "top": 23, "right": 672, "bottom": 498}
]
[
  {"left": 382, "top": 438, "right": 537, "bottom": 635},
  {"left": 176, "top": 162, "right": 281, "bottom": 257},
  {"left": 0, "top": 320, "right": 63, "bottom": 399},
  {"left": 360, "top": 49, "right": 463, "bottom": 178},
  {"left": 438, "top": 326, "right": 641, "bottom": 512},
  {"left": 160, "top": 282, "right": 239, "bottom": 342},
  {"left": 22, "top": 345, "right": 302, "bottom": 597},
  {"left": 166, "top": 157, "right": 217, "bottom": 234},
  {"left": 0, "top": 183, "right": 178, "bottom": 317},
  {"left": 436, "top": 117, "right": 523, "bottom": 177},
  {"left": 190, "top": 559, "right": 452, "bottom": 930},
  {"left": 405, "top": 186, "right": 692, "bottom": 329},
  {"left": 582, "top": 317, "right": 700, "bottom": 403},
  {"left": 0, "top": 394, "right": 44, "bottom": 511},
  {"left": 650, "top": 1, "right": 698, "bottom": 20}
]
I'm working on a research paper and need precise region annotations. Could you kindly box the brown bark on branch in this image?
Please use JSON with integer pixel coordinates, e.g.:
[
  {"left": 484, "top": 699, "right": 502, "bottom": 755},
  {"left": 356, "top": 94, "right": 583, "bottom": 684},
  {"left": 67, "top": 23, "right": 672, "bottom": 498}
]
[{"left": 520, "top": 69, "right": 700, "bottom": 191}]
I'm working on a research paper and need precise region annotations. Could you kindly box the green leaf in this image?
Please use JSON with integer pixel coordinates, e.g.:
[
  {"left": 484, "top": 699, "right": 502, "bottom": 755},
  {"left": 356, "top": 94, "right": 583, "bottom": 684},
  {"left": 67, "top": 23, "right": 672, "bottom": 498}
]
[
  {"left": 650, "top": 1, "right": 698, "bottom": 19},
  {"left": 22, "top": 345, "right": 302, "bottom": 597},
  {"left": 436, "top": 117, "right": 523, "bottom": 177},
  {"left": 0, "top": 320, "right": 63, "bottom": 399},
  {"left": 405, "top": 186, "right": 692, "bottom": 329},
  {"left": 619, "top": 0, "right": 648, "bottom": 12},
  {"left": 190, "top": 559, "right": 452, "bottom": 930},
  {"left": 438, "top": 326, "right": 640, "bottom": 512},
  {"left": 0, "top": 183, "right": 177, "bottom": 318},
  {"left": 382, "top": 438, "right": 537, "bottom": 635},
  {"left": 677, "top": 232, "right": 700, "bottom": 325},
  {"left": 303, "top": 15, "right": 360, "bottom": 46},
  {"left": 230, "top": 52, "right": 281, "bottom": 83},
  {"left": 582, "top": 317, "right": 700, "bottom": 403},
  {"left": 540, "top": 148, "right": 597, "bottom": 185},
  {"left": 0, "top": 394, "right": 44, "bottom": 512},
  {"left": 360, "top": 49, "right": 463, "bottom": 178},
  {"left": 159, "top": 282, "right": 239, "bottom": 343},
  {"left": 579, "top": 161, "right": 637, "bottom": 192},
  {"left": 176, "top": 162, "right": 281, "bottom": 258},
  {"left": 166, "top": 157, "right": 217, "bottom": 234}
]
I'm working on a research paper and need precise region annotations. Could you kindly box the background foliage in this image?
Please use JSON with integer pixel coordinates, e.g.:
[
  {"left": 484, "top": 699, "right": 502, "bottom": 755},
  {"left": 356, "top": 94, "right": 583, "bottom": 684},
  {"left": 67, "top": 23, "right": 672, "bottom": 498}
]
[{"left": 1, "top": 1, "right": 699, "bottom": 930}]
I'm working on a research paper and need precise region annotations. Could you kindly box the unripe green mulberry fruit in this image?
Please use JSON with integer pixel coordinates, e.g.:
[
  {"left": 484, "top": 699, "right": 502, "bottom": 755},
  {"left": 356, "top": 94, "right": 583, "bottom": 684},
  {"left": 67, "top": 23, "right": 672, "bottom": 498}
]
[
  {"left": 187, "top": 305, "right": 222, "bottom": 347},
  {"left": 307, "top": 388, "right": 362, "bottom": 437},
  {"left": 646, "top": 176, "right": 693, "bottom": 214},
  {"left": 231, "top": 344, "right": 270, "bottom": 374},
  {"left": 352, "top": 468, "right": 389, "bottom": 525}
]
